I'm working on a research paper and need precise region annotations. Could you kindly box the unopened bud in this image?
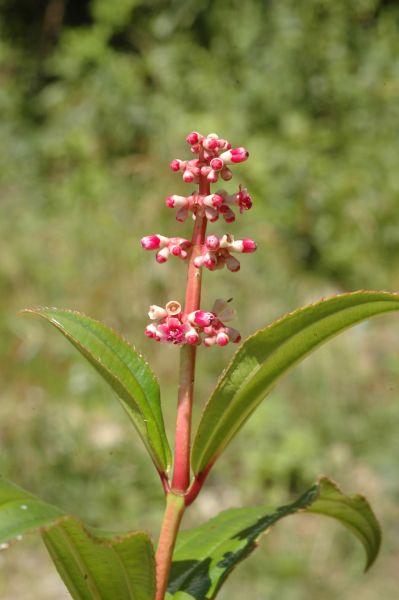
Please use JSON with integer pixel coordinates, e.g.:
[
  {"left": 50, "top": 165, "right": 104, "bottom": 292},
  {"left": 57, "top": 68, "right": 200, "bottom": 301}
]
[
  {"left": 185, "top": 329, "right": 200, "bottom": 345},
  {"left": 186, "top": 131, "right": 202, "bottom": 145},
  {"left": 148, "top": 305, "right": 168, "bottom": 320},
  {"left": 156, "top": 247, "right": 170, "bottom": 263},
  {"left": 206, "top": 235, "right": 220, "bottom": 250},
  {"left": 216, "top": 332, "right": 230, "bottom": 346},
  {"left": 220, "top": 147, "right": 249, "bottom": 164},
  {"left": 141, "top": 235, "right": 161, "bottom": 250},
  {"left": 170, "top": 159, "right": 185, "bottom": 172},
  {"left": 210, "top": 157, "right": 224, "bottom": 171}
]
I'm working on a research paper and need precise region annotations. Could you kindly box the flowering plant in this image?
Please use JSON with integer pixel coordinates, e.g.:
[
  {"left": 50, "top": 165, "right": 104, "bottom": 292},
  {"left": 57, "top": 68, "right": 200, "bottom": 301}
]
[{"left": 1, "top": 132, "right": 399, "bottom": 599}]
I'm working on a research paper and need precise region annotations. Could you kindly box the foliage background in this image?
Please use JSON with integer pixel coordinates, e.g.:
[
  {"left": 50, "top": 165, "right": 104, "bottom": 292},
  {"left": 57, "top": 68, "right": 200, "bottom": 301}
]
[{"left": 1, "top": 0, "right": 399, "bottom": 598}]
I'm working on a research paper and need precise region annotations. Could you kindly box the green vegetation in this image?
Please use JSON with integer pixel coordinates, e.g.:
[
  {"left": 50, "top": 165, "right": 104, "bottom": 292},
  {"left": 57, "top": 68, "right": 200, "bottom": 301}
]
[{"left": 1, "top": 1, "right": 399, "bottom": 598}]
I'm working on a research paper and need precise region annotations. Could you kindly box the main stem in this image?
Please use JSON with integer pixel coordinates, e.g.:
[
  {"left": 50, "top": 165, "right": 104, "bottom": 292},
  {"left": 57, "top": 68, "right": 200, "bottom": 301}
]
[
  {"left": 171, "top": 187, "right": 208, "bottom": 491},
  {"left": 155, "top": 174, "right": 209, "bottom": 600}
]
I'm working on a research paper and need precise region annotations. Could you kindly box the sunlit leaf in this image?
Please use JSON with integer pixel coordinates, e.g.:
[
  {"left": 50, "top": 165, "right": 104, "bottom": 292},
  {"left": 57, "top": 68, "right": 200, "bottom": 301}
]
[
  {"left": 22, "top": 308, "right": 171, "bottom": 474},
  {"left": 192, "top": 291, "right": 399, "bottom": 475},
  {"left": 0, "top": 476, "right": 156, "bottom": 600},
  {"left": 167, "top": 477, "right": 380, "bottom": 599}
]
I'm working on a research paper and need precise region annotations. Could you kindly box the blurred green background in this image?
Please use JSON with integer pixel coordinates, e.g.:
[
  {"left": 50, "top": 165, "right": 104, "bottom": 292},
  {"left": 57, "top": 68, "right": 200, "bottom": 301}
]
[{"left": 1, "top": 0, "right": 399, "bottom": 598}]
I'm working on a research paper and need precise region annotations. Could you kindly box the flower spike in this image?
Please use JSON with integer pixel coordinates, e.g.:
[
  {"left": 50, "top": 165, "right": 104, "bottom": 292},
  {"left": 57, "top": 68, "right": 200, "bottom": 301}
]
[{"left": 144, "top": 131, "right": 255, "bottom": 348}]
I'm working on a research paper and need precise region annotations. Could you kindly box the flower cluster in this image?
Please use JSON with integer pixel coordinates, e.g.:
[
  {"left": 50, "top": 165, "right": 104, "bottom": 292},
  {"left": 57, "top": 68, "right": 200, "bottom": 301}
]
[
  {"left": 141, "top": 235, "right": 191, "bottom": 263},
  {"left": 194, "top": 234, "right": 256, "bottom": 272},
  {"left": 145, "top": 300, "right": 240, "bottom": 347},
  {"left": 165, "top": 185, "right": 252, "bottom": 223},
  {"left": 141, "top": 131, "right": 256, "bottom": 347},
  {"left": 170, "top": 132, "right": 248, "bottom": 185}
]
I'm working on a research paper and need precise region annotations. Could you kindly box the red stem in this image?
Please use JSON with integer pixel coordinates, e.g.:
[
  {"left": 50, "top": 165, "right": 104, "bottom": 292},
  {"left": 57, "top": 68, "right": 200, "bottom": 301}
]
[
  {"left": 155, "top": 493, "right": 185, "bottom": 600},
  {"left": 156, "top": 172, "right": 209, "bottom": 599},
  {"left": 171, "top": 175, "right": 209, "bottom": 492}
]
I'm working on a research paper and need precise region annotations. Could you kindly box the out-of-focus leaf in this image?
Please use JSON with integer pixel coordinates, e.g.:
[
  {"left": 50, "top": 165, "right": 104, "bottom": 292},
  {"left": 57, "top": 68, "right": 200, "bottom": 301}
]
[
  {"left": 0, "top": 476, "right": 156, "bottom": 600},
  {"left": 167, "top": 477, "right": 381, "bottom": 599},
  {"left": 192, "top": 291, "right": 399, "bottom": 475},
  {"left": 22, "top": 308, "right": 171, "bottom": 474}
]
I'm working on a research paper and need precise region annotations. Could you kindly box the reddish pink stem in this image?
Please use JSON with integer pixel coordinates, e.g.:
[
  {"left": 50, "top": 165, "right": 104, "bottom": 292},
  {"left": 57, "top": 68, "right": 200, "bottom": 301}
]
[
  {"left": 155, "top": 493, "right": 185, "bottom": 600},
  {"left": 155, "top": 174, "right": 209, "bottom": 600},
  {"left": 171, "top": 174, "right": 209, "bottom": 492}
]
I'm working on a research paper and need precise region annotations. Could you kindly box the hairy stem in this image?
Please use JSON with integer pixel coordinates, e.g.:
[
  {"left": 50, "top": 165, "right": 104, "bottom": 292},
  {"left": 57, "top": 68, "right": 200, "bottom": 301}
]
[{"left": 155, "top": 493, "right": 185, "bottom": 600}]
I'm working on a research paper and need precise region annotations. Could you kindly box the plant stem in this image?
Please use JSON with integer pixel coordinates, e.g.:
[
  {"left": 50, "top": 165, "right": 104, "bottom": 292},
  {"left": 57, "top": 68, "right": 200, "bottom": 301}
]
[
  {"left": 155, "top": 492, "right": 185, "bottom": 600},
  {"left": 171, "top": 175, "right": 209, "bottom": 492},
  {"left": 156, "top": 174, "right": 209, "bottom": 599}
]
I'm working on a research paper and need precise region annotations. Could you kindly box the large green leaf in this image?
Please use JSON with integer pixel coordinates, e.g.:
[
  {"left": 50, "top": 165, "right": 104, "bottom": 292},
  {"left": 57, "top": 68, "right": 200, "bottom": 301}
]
[
  {"left": 0, "top": 476, "right": 156, "bottom": 600},
  {"left": 167, "top": 477, "right": 381, "bottom": 600},
  {"left": 23, "top": 307, "right": 171, "bottom": 474},
  {"left": 192, "top": 291, "right": 399, "bottom": 475}
]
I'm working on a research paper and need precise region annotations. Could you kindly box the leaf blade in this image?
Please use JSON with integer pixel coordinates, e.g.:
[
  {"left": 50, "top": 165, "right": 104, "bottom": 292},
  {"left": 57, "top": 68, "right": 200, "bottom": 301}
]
[
  {"left": 22, "top": 307, "right": 171, "bottom": 473},
  {"left": 0, "top": 476, "right": 156, "bottom": 600},
  {"left": 192, "top": 291, "right": 399, "bottom": 475},
  {"left": 167, "top": 477, "right": 381, "bottom": 599},
  {"left": 42, "top": 517, "right": 156, "bottom": 600}
]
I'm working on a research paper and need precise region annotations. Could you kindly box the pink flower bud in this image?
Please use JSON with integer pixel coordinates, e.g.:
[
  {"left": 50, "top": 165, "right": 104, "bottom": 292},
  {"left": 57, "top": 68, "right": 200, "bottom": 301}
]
[
  {"left": 203, "top": 194, "right": 222, "bottom": 208},
  {"left": 183, "top": 169, "right": 195, "bottom": 183},
  {"left": 220, "top": 147, "right": 249, "bottom": 164},
  {"left": 185, "top": 329, "right": 200, "bottom": 345},
  {"left": 216, "top": 332, "right": 229, "bottom": 346},
  {"left": 206, "top": 235, "right": 220, "bottom": 250},
  {"left": 210, "top": 158, "right": 224, "bottom": 171},
  {"left": 156, "top": 247, "right": 169, "bottom": 263},
  {"left": 242, "top": 239, "right": 257, "bottom": 253},
  {"left": 229, "top": 238, "right": 257, "bottom": 253},
  {"left": 204, "top": 336, "right": 216, "bottom": 347},
  {"left": 203, "top": 325, "right": 215, "bottom": 335},
  {"left": 145, "top": 325, "right": 156, "bottom": 337},
  {"left": 148, "top": 305, "right": 168, "bottom": 320},
  {"left": 170, "top": 159, "right": 185, "bottom": 172},
  {"left": 170, "top": 245, "right": 182, "bottom": 256},
  {"left": 186, "top": 131, "right": 202, "bottom": 145},
  {"left": 217, "top": 138, "right": 229, "bottom": 150},
  {"left": 176, "top": 208, "right": 189, "bottom": 222},
  {"left": 203, "top": 253, "right": 217, "bottom": 270},
  {"left": 204, "top": 207, "right": 219, "bottom": 222},
  {"left": 141, "top": 235, "right": 161, "bottom": 250},
  {"left": 203, "top": 137, "right": 219, "bottom": 151},
  {"left": 207, "top": 169, "right": 219, "bottom": 183},
  {"left": 166, "top": 195, "right": 188, "bottom": 209},
  {"left": 189, "top": 311, "right": 215, "bottom": 327},
  {"left": 193, "top": 255, "right": 204, "bottom": 268},
  {"left": 200, "top": 165, "right": 212, "bottom": 176}
]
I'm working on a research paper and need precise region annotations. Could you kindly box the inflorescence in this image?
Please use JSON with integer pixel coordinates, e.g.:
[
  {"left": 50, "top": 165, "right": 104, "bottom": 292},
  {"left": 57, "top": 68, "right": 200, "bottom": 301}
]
[{"left": 141, "top": 131, "right": 256, "bottom": 347}]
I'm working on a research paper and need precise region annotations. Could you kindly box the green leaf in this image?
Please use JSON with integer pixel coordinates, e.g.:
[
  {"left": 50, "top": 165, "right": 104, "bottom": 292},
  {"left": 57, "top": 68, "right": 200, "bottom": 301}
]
[
  {"left": 42, "top": 518, "right": 156, "bottom": 600},
  {"left": 192, "top": 291, "right": 399, "bottom": 475},
  {"left": 0, "top": 476, "right": 64, "bottom": 543},
  {"left": 167, "top": 477, "right": 381, "bottom": 600},
  {"left": 0, "top": 476, "right": 156, "bottom": 600},
  {"left": 22, "top": 307, "right": 171, "bottom": 474}
]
